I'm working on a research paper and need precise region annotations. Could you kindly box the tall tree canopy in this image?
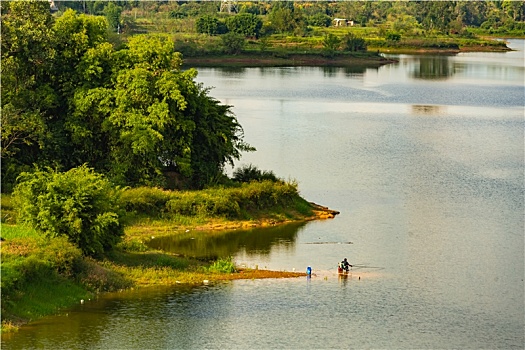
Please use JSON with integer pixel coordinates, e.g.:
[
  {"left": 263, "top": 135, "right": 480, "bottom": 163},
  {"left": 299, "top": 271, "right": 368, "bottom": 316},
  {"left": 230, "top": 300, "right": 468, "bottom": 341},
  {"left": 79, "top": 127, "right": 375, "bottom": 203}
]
[{"left": 1, "top": 1, "right": 252, "bottom": 191}]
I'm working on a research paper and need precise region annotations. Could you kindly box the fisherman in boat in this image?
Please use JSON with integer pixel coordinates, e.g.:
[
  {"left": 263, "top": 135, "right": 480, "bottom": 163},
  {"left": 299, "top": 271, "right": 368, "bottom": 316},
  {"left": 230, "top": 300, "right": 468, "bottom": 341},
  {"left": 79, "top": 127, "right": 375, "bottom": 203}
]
[{"left": 339, "top": 258, "right": 352, "bottom": 272}]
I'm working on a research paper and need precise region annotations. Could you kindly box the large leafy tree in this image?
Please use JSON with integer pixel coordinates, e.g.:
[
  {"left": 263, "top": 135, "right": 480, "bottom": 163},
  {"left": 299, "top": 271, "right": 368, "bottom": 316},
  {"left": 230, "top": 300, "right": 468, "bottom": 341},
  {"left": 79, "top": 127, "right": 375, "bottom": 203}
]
[
  {"left": 2, "top": 3, "right": 252, "bottom": 191},
  {"left": 1, "top": 0, "right": 56, "bottom": 191},
  {"left": 225, "top": 13, "right": 263, "bottom": 38}
]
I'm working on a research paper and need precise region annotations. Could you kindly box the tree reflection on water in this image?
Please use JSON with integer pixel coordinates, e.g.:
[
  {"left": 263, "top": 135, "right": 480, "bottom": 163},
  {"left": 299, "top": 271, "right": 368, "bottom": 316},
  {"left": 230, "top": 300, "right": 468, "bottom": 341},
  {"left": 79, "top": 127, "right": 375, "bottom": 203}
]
[
  {"left": 147, "top": 221, "right": 307, "bottom": 260},
  {"left": 411, "top": 55, "right": 455, "bottom": 79}
]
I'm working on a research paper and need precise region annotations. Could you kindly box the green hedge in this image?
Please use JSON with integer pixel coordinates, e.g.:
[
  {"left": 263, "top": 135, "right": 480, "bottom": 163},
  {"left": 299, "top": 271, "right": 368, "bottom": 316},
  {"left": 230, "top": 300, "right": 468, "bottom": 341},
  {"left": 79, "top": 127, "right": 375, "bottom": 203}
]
[{"left": 119, "top": 180, "right": 303, "bottom": 219}]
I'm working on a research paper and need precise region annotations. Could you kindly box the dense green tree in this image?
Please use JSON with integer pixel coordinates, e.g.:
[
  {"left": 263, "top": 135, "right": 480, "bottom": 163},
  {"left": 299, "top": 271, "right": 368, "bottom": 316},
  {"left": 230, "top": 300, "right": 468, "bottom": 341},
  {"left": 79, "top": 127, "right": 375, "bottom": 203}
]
[
  {"left": 1, "top": 0, "right": 56, "bottom": 191},
  {"left": 268, "top": 5, "right": 296, "bottom": 33},
  {"left": 502, "top": 0, "right": 525, "bottom": 21},
  {"left": 221, "top": 32, "right": 245, "bottom": 54},
  {"left": 414, "top": 1, "right": 455, "bottom": 32},
  {"left": 69, "top": 34, "right": 251, "bottom": 187},
  {"left": 13, "top": 165, "right": 124, "bottom": 257},
  {"left": 322, "top": 33, "right": 341, "bottom": 57},
  {"left": 342, "top": 33, "right": 367, "bottom": 52},
  {"left": 225, "top": 13, "right": 263, "bottom": 38},
  {"left": 307, "top": 13, "right": 332, "bottom": 27},
  {"left": 196, "top": 15, "right": 221, "bottom": 35},
  {"left": 103, "top": 2, "right": 122, "bottom": 32},
  {"left": 2, "top": 5, "right": 252, "bottom": 191}
]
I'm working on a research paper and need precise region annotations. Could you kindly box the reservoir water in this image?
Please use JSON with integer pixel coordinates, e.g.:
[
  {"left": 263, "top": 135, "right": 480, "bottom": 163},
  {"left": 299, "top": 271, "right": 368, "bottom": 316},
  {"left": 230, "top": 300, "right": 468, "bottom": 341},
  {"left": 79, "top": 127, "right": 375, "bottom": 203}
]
[{"left": 3, "top": 40, "right": 524, "bottom": 349}]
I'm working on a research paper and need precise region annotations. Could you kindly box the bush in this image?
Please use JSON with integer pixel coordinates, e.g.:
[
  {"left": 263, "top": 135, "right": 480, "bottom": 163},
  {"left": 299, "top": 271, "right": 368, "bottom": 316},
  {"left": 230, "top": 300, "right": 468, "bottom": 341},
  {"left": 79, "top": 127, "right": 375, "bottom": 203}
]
[
  {"left": 13, "top": 165, "right": 124, "bottom": 257},
  {"left": 164, "top": 180, "right": 299, "bottom": 219},
  {"left": 196, "top": 15, "right": 226, "bottom": 35},
  {"left": 307, "top": 14, "right": 332, "bottom": 27},
  {"left": 225, "top": 13, "right": 263, "bottom": 38},
  {"left": 119, "top": 186, "right": 172, "bottom": 215},
  {"left": 75, "top": 258, "right": 131, "bottom": 292},
  {"left": 342, "top": 33, "right": 367, "bottom": 52},
  {"left": 233, "top": 164, "right": 280, "bottom": 183},
  {"left": 322, "top": 33, "right": 341, "bottom": 57},
  {"left": 208, "top": 256, "right": 236, "bottom": 273},
  {"left": 221, "top": 32, "right": 245, "bottom": 54},
  {"left": 385, "top": 32, "right": 401, "bottom": 41}
]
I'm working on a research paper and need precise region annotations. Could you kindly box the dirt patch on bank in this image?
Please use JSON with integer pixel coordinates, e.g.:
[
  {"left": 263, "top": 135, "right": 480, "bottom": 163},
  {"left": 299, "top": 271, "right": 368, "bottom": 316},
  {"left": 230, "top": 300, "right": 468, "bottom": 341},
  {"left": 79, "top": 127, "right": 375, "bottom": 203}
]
[{"left": 215, "top": 269, "right": 306, "bottom": 281}]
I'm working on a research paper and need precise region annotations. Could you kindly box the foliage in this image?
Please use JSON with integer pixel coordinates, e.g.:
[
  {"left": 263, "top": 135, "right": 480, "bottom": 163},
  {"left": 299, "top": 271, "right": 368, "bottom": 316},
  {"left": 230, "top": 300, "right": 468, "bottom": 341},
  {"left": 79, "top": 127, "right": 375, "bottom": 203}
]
[
  {"left": 120, "top": 186, "right": 171, "bottom": 213},
  {"left": 12, "top": 165, "right": 124, "bottom": 257},
  {"left": 117, "top": 179, "right": 303, "bottom": 220},
  {"left": 385, "top": 32, "right": 401, "bottom": 42},
  {"left": 1, "top": 5, "right": 253, "bottom": 191},
  {"left": 196, "top": 15, "right": 225, "bottom": 35},
  {"left": 207, "top": 256, "right": 236, "bottom": 273},
  {"left": 342, "top": 33, "right": 367, "bottom": 52},
  {"left": 165, "top": 180, "right": 300, "bottom": 219},
  {"left": 103, "top": 2, "right": 122, "bottom": 32},
  {"left": 225, "top": 13, "right": 263, "bottom": 38},
  {"left": 0, "top": 0, "right": 56, "bottom": 192},
  {"left": 221, "top": 32, "right": 246, "bottom": 54},
  {"left": 233, "top": 164, "right": 280, "bottom": 183},
  {"left": 75, "top": 257, "right": 132, "bottom": 292},
  {"left": 0, "top": 226, "right": 90, "bottom": 322},
  {"left": 322, "top": 33, "right": 341, "bottom": 57},
  {"left": 268, "top": 5, "right": 303, "bottom": 34},
  {"left": 307, "top": 13, "right": 332, "bottom": 28}
]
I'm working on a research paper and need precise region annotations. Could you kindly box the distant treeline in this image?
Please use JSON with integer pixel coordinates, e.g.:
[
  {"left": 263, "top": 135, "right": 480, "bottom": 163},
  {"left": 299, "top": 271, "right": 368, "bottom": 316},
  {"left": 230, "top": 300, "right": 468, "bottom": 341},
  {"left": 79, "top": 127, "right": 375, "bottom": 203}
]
[{"left": 52, "top": 1, "right": 525, "bottom": 35}]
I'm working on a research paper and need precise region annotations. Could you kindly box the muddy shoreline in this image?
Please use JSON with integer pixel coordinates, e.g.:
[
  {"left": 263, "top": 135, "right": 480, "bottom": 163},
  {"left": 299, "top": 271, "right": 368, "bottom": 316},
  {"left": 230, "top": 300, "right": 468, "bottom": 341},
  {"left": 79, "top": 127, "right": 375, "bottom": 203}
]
[{"left": 184, "top": 53, "right": 396, "bottom": 68}]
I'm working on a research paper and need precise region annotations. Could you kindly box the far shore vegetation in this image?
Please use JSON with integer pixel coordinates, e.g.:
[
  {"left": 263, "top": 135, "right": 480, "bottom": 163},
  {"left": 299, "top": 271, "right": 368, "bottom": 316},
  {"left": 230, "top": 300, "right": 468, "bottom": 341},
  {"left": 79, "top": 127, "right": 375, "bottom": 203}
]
[{"left": 2, "top": 0, "right": 523, "bottom": 333}]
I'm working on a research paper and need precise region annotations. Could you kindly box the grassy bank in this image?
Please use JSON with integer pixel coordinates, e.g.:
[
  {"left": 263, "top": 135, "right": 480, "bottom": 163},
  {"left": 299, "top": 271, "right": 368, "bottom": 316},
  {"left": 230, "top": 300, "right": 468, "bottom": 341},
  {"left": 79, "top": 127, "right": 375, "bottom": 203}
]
[
  {"left": 1, "top": 181, "right": 336, "bottom": 331},
  {"left": 105, "top": 23, "right": 515, "bottom": 71},
  {"left": 174, "top": 32, "right": 510, "bottom": 68}
]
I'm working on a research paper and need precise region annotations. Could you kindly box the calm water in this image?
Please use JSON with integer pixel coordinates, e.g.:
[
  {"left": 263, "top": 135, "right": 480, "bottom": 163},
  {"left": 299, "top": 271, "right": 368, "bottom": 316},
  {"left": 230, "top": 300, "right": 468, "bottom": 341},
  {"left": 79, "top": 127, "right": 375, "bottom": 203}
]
[{"left": 3, "top": 40, "right": 524, "bottom": 349}]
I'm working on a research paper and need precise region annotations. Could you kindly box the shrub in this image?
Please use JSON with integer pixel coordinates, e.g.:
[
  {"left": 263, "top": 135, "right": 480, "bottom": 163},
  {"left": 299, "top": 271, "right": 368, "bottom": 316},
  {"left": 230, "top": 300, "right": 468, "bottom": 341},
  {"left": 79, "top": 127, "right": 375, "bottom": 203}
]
[
  {"left": 385, "top": 31, "right": 401, "bottom": 41},
  {"left": 196, "top": 15, "right": 226, "bottom": 35},
  {"left": 342, "top": 33, "right": 367, "bottom": 52},
  {"left": 232, "top": 164, "right": 280, "bottom": 183},
  {"left": 164, "top": 180, "right": 299, "bottom": 219},
  {"left": 1, "top": 235, "right": 82, "bottom": 299},
  {"left": 322, "top": 33, "right": 341, "bottom": 57},
  {"left": 307, "top": 14, "right": 332, "bottom": 27},
  {"left": 221, "top": 32, "right": 245, "bottom": 54},
  {"left": 173, "top": 39, "right": 199, "bottom": 57},
  {"left": 13, "top": 165, "right": 124, "bottom": 257},
  {"left": 225, "top": 13, "right": 263, "bottom": 38},
  {"left": 37, "top": 236, "right": 83, "bottom": 278},
  {"left": 208, "top": 256, "right": 236, "bottom": 273},
  {"left": 119, "top": 186, "right": 172, "bottom": 215}
]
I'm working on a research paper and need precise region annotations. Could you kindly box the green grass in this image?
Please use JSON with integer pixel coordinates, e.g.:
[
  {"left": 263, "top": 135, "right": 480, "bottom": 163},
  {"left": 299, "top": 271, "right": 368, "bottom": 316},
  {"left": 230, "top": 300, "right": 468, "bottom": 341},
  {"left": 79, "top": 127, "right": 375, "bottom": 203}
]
[
  {"left": 0, "top": 225, "right": 93, "bottom": 329},
  {"left": 1, "top": 194, "right": 17, "bottom": 224},
  {"left": 1, "top": 223, "right": 37, "bottom": 239},
  {"left": 2, "top": 275, "right": 91, "bottom": 322}
]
